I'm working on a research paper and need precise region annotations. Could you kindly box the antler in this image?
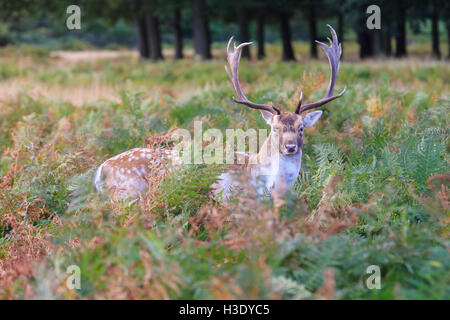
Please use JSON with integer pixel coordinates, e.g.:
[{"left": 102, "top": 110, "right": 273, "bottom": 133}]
[
  {"left": 225, "top": 37, "right": 280, "bottom": 115},
  {"left": 295, "top": 24, "right": 346, "bottom": 114}
]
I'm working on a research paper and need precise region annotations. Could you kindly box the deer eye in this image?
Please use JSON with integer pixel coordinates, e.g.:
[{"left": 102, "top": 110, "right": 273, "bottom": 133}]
[{"left": 299, "top": 127, "right": 304, "bottom": 133}]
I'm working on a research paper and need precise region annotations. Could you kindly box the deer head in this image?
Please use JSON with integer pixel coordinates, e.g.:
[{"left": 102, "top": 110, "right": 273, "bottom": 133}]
[{"left": 225, "top": 24, "right": 346, "bottom": 159}]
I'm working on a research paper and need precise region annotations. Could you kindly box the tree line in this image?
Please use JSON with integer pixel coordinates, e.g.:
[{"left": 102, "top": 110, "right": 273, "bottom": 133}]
[
  {"left": 1, "top": 0, "right": 449, "bottom": 60},
  {"left": 115, "top": 0, "right": 450, "bottom": 60}
]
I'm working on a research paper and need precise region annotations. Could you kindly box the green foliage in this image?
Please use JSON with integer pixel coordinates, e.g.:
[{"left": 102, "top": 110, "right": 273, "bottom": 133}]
[
  {"left": 0, "top": 63, "right": 19, "bottom": 80},
  {"left": 153, "top": 164, "right": 221, "bottom": 215},
  {"left": 400, "top": 134, "right": 447, "bottom": 192},
  {"left": 0, "top": 47, "right": 448, "bottom": 300}
]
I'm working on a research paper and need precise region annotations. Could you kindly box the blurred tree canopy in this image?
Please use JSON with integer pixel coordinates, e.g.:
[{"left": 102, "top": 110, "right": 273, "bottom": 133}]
[{"left": 0, "top": 0, "right": 448, "bottom": 60}]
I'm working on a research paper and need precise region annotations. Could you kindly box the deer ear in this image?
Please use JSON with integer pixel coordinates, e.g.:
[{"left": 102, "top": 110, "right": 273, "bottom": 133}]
[
  {"left": 260, "top": 110, "right": 273, "bottom": 125},
  {"left": 303, "top": 110, "right": 322, "bottom": 127}
]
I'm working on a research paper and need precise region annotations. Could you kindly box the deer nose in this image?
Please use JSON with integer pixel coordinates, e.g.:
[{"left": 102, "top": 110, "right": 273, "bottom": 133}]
[{"left": 285, "top": 144, "right": 297, "bottom": 153}]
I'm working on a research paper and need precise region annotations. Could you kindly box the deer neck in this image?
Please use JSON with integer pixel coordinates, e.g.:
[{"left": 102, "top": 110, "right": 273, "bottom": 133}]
[{"left": 252, "top": 133, "right": 302, "bottom": 192}]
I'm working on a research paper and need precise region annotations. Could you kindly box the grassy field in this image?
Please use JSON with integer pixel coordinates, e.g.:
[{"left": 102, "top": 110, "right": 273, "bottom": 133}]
[{"left": 0, "top": 42, "right": 448, "bottom": 299}]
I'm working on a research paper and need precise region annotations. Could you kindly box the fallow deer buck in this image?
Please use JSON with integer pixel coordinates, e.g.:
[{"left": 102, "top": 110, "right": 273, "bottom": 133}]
[{"left": 94, "top": 24, "right": 345, "bottom": 202}]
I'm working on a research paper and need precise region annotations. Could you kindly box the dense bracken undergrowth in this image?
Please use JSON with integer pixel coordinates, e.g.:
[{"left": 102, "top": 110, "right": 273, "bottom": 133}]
[{"left": 0, "top": 44, "right": 448, "bottom": 299}]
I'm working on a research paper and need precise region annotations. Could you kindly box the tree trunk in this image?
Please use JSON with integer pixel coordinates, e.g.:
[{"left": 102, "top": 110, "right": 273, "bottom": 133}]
[
  {"left": 308, "top": 2, "right": 318, "bottom": 59},
  {"left": 146, "top": 15, "right": 163, "bottom": 61},
  {"left": 447, "top": 21, "right": 450, "bottom": 58},
  {"left": 238, "top": 7, "right": 251, "bottom": 59},
  {"left": 172, "top": 8, "right": 183, "bottom": 60},
  {"left": 0, "top": 36, "right": 8, "bottom": 47},
  {"left": 359, "top": 31, "right": 373, "bottom": 59},
  {"left": 431, "top": 5, "right": 441, "bottom": 59},
  {"left": 257, "top": 11, "right": 265, "bottom": 60},
  {"left": 131, "top": 0, "right": 149, "bottom": 59},
  {"left": 384, "top": 23, "right": 392, "bottom": 56},
  {"left": 280, "top": 12, "right": 295, "bottom": 61},
  {"left": 395, "top": 2, "right": 407, "bottom": 57},
  {"left": 337, "top": 11, "right": 344, "bottom": 57},
  {"left": 192, "top": 0, "right": 211, "bottom": 60},
  {"left": 135, "top": 18, "right": 149, "bottom": 59},
  {"left": 372, "top": 30, "right": 382, "bottom": 57}
]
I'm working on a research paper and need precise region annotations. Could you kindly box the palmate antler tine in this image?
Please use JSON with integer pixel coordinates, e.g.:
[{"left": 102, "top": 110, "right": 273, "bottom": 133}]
[
  {"left": 297, "top": 24, "right": 346, "bottom": 114},
  {"left": 297, "top": 87, "right": 346, "bottom": 114},
  {"left": 225, "top": 37, "right": 280, "bottom": 115},
  {"left": 318, "top": 25, "right": 341, "bottom": 97}
]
